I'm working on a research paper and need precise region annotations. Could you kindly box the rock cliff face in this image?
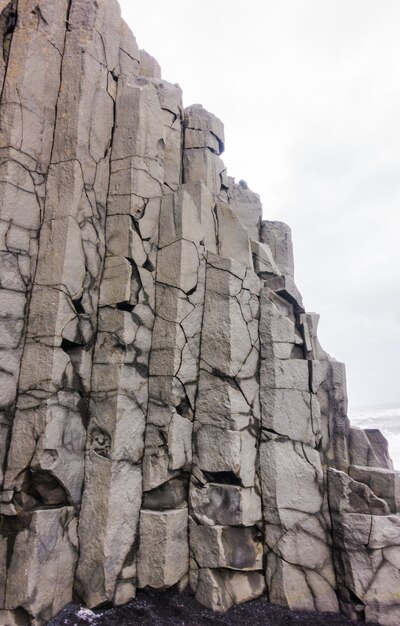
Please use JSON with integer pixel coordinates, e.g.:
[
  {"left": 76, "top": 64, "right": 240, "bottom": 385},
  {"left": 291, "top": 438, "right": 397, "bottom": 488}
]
[{"left": 0, "top": 2, "right": 399, "bottom": 625}]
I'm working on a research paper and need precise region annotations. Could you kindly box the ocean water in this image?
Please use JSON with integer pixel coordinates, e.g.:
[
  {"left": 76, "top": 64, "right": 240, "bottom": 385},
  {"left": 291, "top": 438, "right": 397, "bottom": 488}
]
[{"left": 349, "top": 403, "right": 400, "bottom": 470}]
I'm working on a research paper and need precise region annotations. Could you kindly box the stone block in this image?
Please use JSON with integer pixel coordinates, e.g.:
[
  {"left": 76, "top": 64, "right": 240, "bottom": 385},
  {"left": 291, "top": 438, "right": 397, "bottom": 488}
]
[
  {"left": 183, "top": 148, "right": 225, "bottom": 197},
  {"left": 196, "top": 370, "right": 251, "bottom": 430},
  {"left": 266, "top": 554, "right": 314, "bottom": 611},
  {"left": 227, "top": 178, "right": 262, "bottom": 241},
  {"left": 5, "top": 508, "right": 77, "bottom": 621},
  {"left": 143, "top": 476, "right": 188, "bottom": 511},
  {"left": 251, "top": 240, "right": 280, "bottom": 276},
  {"left": 114, "top": 580, "right": 136, "bottom": 606},
  {"left": 195, "top": 426, "right": 256, "bottom": 487},
  {"left": 189, "top": 483, "right": 261, "bottom": 526},
  {"left": 190, "top": 522, "right": 263, "bottom": 570},
  {"left": 137, "top": 509, "right": 189, "bottom": 589},
  {"left": 262, "top": 274, "right": 304, "bottom": 311},
  {"left": 139, "top": 49, "right": 161, "bottom": 78},
  {"left": 328, "top": 468, "right": 390, "bottom": 516},
  {"left": 348, "top": 428, "right": 393, "bottom": 470},
  {"left": 201, "top": 289, "right": 252, "bottom": 379},
  {"left": 157, "top": 239, "right": 200, "bottom": 294},
  {"left": 368, "top": 515, "right": 400, "bottom": 549},
  {"left": 261, "top": 358, "right": 310, "bottom": 391},
  {"left": 195, "top": 569, "right": 265, "bottom": 612},
  {"left": 365, "top": 429, "right": 393, "bottom": 469},
  {"left": 363, "top": 562, "right": 400, "bottom": 626},
  {"left": 159, "top": 190, "right": 203, "bottom": 248},
  {"left": 215, "top": 203, "right": 252, "bottom": 268},
  {"left": 260, "top": 220, "right": 294, "bottom": 277},
  {"left": 106, "top": 214, "right": 147, "bottom": 267},
  {"left": 35, "top": 217, "right": 86, "bottom": 300},
  {"left": 259, "top": 439, "right": 324, "bottom": 526},
  {"left": 99, "top": 256, "right": 132, "bottom": 306},
  {"left": 167, "top": 413, "right": 193, "bottom": 471},
  {"left": 182, "top": 182, "right": 217, "bottom": 253},
  {"left": 184, "top": 104, "right": 225, "bottom": 152},
  {"left": 76, "top": 457, "right": 142, "bottom": 607},
  {"left": 260, "top": 387, "right": 316, "bottom": 446},
  {"left": 349, "top": 465, "right": 400, "bottom": 513}
]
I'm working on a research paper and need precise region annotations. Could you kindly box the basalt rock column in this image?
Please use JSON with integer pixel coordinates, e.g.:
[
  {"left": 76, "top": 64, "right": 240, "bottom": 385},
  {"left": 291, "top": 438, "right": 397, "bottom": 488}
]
[
  {"left": 0, "top": 0, "right": 71, "bottom": 489},
  {"left": 1, "top": 1, "right": 122, "bottom": 622},
  {"left": 258, "top": 264, "right": 339, "bottom": 613}
]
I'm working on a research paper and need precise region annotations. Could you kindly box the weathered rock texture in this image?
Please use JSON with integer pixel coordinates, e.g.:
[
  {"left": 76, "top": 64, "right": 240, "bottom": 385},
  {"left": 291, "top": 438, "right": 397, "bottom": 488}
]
[{"left": 0, "top": 2, "right": 399, "bottom": 625}]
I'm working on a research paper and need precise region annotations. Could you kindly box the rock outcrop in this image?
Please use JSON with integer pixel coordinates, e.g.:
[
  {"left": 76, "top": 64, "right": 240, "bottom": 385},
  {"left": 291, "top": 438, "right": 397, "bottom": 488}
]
[{"left": 0, "top": 2, "right": 399, "bottom": 626}]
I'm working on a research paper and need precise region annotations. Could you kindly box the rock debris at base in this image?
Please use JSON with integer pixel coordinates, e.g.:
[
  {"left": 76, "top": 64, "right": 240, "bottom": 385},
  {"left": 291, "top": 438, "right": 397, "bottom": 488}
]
[
  {"left": 48, "top": 589, "right": 379, "bottom": 626},
  {"left": 0, "top": 1, "right": 399, "bottom": 626}
]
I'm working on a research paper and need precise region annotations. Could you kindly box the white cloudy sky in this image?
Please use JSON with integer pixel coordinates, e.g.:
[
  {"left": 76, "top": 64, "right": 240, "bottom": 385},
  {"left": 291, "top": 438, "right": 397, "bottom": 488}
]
[{"left": 119, "top": 0, "right": 400, "bottom": 411}]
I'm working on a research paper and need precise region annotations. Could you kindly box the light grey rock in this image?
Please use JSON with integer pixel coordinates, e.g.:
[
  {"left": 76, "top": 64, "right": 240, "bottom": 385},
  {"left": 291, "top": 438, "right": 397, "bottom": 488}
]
[
  {"left": 260, "top": 220, "right": 295, "bottom": 277},
  {"left": 143, "top": 476, "right": 188, "bottom": 510},
  {"left": 260, "top": 387, "right": 318, "bottom": 446},
  {"left": 76, "top": 458, "right": 142, "bottom": 607},
  {"left": 259, "top": 438, "right": 324, "bottom": 525},
  {"left": 262, "top": 359, "right": 310, "bottom": 391},
  {"left": 0, "top": 609, "right": 29, "bottom": 626},
  {"left": 137, "top": 508, "right": 189, "bottom": 589},
  {"left": 200, "top": 287, "right": 252, "bottom": 379},
  {"left": 195, "top": 569, "right": 265, "bottom": 612},
  {"left": 184, "top": 104, "right": 225, "bottom": 154},
  {"left": 108, "top": 79, "right": 164, "bottom": 218},
  {"left": 168, "top": 413, "right": 193, "bottom": 471},
  {"left": 266, "top": 553, "right": 339, "bottom": 613},
  {"left": 215, "top": 203, "right": 252, "bottom": 268},
  {"left": 182, "top": 182, "right": 218, "bottom": 253},
  {"left": 159, "top": 190, "right": 203, "bottom": 248},
  {"left": 190, "top": 521, "right": 263, "bottom": 570},
  {"left": 189, "top": 483, "right": 261, "bottom": 526},
  {"left": 328, "top": 468, "right": 390, "bottom": 516},
  {"left": 196, "top": 370, "right": 251, "bottom": 430},
  {"left": 118, "top": 19, "right": 140, "bottom": 76},
  {"left": 4, "top": 508, "right": 77, "bottom": 623},
  {"left": 183, "top": 148, "right": 226, "bottom": 199},
  {"left": 368, "top": 515, "right": 400, "bottom": 549},
  {"left": 262, "top": 274, "right": 304, "bottom": 311},
  {"left": 157, "top": 239, "right": 200, "bottom": 294},
  {"left": 1, "top": 5, "right": 399, "bottom": 625},
  {"left": 251, "top": 239, "right": 281, "bottom": 276},
  {"left": 114, "top": 580, "right": 136, "bottom": 606},
  {"left": 227, "top": 178, "right": 262, "bottom": 242},
  {"left": 363, "top": 563, "right": 400, "bottom": 626},
  {"left": 349, "top": 465, "right": 400, "bottom": 513},
  {"left": 349, "top": 427, "right": 394, "bottom": 470},
  {"left": 195, "top": 426, "right": 256, "bottom": 487},
  {"left": 139, "top": 49, "right": 162, "bottom": 78}
]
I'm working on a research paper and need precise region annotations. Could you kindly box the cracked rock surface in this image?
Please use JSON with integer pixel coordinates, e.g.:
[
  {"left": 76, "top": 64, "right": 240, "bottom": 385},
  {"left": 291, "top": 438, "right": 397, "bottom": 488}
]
[{"left": 0, "top": 2, "right": 399, "bottom": 626}]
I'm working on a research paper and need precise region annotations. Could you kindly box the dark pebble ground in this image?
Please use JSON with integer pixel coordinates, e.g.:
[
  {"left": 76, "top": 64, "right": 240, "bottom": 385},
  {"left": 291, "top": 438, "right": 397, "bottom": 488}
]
[{"left": 49, "top": 589, "right": 378, "bottom": 626}]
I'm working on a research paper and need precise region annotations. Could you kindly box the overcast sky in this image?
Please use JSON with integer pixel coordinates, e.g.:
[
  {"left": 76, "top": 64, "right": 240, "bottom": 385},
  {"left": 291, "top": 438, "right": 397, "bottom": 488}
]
[{"left": 119, "top": 1, "right": 400, "bottom": 411}]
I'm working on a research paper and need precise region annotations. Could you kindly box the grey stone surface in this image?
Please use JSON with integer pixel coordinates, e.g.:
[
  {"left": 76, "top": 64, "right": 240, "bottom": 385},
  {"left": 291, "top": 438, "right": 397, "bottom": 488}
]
[
  {"left": 137, "top": 508, "right": 189, "bottom": 589},
  {"left": 0, "top": 5, "right": 398, "bottom": 625}
]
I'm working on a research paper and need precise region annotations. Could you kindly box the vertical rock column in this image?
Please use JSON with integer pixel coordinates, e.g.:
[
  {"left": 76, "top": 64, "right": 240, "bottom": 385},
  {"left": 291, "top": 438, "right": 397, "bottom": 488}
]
[
  {"left": 328, "top": 467, "right": 400, "bottom": 625},
  {"left": 76, "top": 42, "right": 185, "bottom": 607},
  {"left": 258, "top": 222, "right": 339, "bottom": 614},
  {"left": 303, "top": 284, "right": 400, "bottom": 623},
  {"left": 0, "top": 0, "right": 70, "bottom": 488},
  {"left": 1, "top": 1, "right": 122, "bottom": 623},
  {"left": 136, "top": 102, "right": 226, "bottom": 592},
  {"left": 138, "top": 190, "right": 202, "bottom": 590},
  {"left": 189, "top": 251, "right": 265, "bottom": 611}
]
